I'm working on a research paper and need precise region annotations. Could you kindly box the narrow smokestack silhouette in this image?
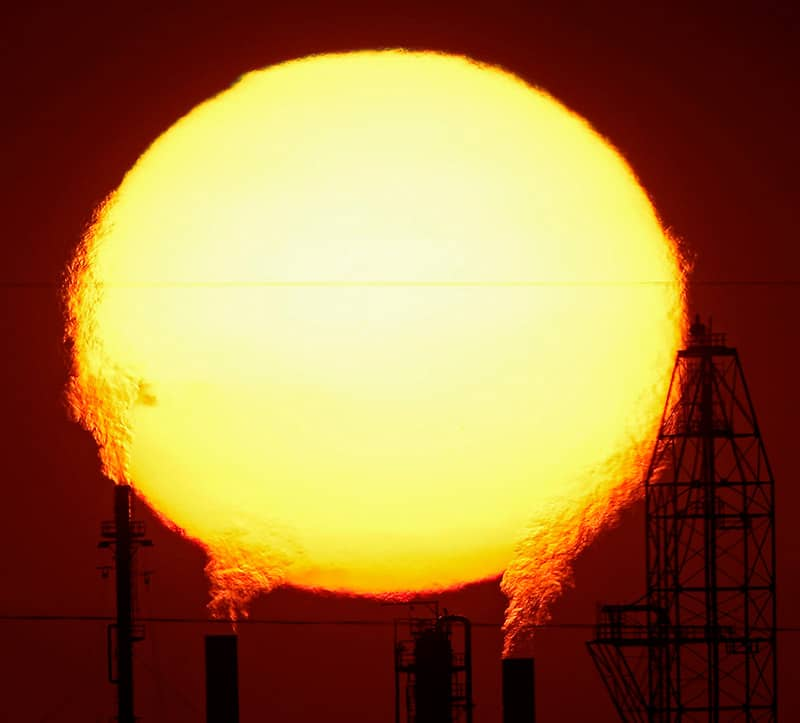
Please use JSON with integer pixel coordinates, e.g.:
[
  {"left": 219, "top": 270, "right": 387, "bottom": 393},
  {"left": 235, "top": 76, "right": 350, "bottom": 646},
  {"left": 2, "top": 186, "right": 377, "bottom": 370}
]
[
  {"left": 205, "top": 635, "right": 240, "bottom": 723},
  {"left": 502, "top": 658, "right": 535, "bottom": 723}
]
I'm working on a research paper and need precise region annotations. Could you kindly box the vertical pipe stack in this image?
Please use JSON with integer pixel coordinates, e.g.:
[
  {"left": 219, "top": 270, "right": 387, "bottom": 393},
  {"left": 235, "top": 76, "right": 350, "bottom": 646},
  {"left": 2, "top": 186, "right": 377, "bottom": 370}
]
[
  {"left": 114, "top": 484, "right": 134, "bottom": 723},
  {"left": 206, "top": 634, "right": 240, "bottom": 723},
  {"left": 414, "top": 629, "right": 452, "bottom": 723},
  {"left": 502, "top": 657, "right": 535, "bottom": 723}
]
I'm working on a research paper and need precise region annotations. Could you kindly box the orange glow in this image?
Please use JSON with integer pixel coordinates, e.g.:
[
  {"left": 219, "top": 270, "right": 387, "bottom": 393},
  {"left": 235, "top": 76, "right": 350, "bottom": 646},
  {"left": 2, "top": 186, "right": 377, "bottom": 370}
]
[{"left": 65, "top": 51, "right": 685, "bottom": 650}]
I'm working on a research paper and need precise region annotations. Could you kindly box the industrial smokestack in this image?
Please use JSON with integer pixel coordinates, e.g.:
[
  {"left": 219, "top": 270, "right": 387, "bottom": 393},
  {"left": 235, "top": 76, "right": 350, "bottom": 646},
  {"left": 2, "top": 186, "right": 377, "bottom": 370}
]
[
  {"left": 205, "top": 635, "right": 240, "bottom": 723},
  {"left": 502, "top": 657, "right": 535, "bottom": 723}
]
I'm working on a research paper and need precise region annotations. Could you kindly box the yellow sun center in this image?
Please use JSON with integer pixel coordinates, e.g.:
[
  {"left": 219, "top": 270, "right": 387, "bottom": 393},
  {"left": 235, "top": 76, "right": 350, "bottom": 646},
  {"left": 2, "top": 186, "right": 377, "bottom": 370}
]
[{"left": 67, "top": 50, "right": 684, "bottom": 614}]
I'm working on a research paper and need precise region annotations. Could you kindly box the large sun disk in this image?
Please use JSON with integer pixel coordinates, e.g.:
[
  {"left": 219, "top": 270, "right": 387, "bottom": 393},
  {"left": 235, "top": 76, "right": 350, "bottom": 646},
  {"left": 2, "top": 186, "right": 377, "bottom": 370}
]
[{"left": 67, "top": 50, "right": 684, "bottom": 612}]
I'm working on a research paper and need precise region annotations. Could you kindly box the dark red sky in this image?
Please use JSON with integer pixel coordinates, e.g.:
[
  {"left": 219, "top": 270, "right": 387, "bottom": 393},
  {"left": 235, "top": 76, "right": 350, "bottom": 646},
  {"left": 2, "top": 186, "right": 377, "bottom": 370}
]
[{"left": 2, "top": 1, "right": 798, "bottom": 721}]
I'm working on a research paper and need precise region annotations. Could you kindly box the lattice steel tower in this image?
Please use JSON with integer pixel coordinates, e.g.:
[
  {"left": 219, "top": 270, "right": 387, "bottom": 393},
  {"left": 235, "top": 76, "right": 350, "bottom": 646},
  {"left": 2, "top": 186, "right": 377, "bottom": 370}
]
[{"left": 588, "top": 317, "right": 777, "bottom": 721}]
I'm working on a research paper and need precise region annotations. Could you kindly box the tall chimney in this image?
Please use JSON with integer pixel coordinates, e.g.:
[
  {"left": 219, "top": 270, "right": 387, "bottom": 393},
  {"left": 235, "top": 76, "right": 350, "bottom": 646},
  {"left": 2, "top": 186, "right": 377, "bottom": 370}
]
[
  {"left": 205, "top": 634, "right": 240, "bottom": 723},
  {"left": 502, "top": 657, "right": 535, "bottom": 723}
]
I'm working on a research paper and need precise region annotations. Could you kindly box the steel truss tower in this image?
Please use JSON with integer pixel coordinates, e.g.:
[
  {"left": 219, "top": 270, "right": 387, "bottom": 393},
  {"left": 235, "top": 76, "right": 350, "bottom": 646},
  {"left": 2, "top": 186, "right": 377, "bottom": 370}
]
[{"left": 588, "top": 317, "right": 777, "bottom": 721}]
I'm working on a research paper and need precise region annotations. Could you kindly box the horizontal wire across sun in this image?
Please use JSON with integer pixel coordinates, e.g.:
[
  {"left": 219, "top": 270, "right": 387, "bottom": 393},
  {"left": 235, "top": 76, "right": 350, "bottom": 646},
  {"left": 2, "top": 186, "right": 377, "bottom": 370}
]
[{"left": 7, "top": 279, "right": 800, "bottom": 287}]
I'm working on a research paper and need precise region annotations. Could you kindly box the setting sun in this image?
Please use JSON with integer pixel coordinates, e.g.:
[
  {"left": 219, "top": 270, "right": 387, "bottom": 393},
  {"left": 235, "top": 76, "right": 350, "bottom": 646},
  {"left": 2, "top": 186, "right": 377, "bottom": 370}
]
[{"left": 65, "top": 50, "right": 684, "bottom": 633}]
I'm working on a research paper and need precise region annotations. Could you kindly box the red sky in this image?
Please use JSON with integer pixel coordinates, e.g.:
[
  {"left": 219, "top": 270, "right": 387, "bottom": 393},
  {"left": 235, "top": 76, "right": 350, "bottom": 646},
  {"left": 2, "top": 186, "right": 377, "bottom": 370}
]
[{"left": 1, "top": 1, "right": 798, "bottom": 720}]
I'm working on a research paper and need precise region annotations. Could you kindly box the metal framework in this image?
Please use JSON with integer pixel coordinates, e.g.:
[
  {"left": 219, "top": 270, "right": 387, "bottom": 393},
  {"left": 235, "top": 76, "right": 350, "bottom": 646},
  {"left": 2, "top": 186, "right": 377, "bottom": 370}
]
[
  {"left": 588, "top": 317, "right": 777, "bottom": 721},
  {"left": 99, "top": 484, "right": 152, "bottom": 723},
  {"left": 394, "top": 602, "right": 473, "bottom": 723}
]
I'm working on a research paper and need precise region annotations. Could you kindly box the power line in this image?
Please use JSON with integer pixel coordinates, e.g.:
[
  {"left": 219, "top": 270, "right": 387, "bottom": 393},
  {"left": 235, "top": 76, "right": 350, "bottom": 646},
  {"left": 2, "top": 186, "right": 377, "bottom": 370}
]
[
  {"left": 0, "top": 613, "right": 495, "bottom": 627},
  {"left": 1, "top": 613, "right": 798, "bottom": 632}
]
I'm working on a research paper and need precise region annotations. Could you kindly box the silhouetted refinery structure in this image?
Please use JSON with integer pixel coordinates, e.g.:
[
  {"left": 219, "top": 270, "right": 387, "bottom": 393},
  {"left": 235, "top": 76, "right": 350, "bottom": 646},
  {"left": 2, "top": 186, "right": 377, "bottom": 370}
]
[
  {"left": 392, "top": 602, "right": 536, "bottom": 723},
  {"left": 96, "top": 316, "right": 776, "bottom": 722},
  {"left": 393, "top": 602, "right": 474, "bottom": 723},
  {"left": 588, "top": 317, "right": 777, "bottom": 720}
]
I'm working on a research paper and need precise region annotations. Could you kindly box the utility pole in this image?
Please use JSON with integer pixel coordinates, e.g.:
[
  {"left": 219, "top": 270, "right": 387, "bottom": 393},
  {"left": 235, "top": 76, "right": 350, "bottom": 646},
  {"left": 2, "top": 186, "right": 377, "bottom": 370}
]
[{"left": 100, "top": 484, "right": 152, "bottom": 723}]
